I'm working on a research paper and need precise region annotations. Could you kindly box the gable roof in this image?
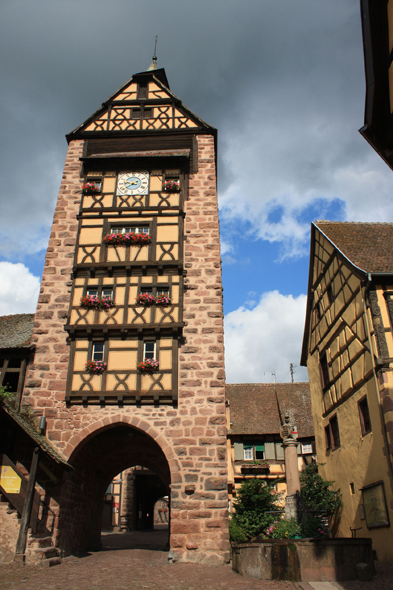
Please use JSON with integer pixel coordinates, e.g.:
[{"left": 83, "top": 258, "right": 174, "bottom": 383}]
[
  {"left": 316, "top": 221, "right": 393, "bottom": 273},
  {"left": 226, "top": 383, "right": 314, "bottom": 438},
  {"left": 67, "top": 68, "right": 216, "bottom": 141},
  {"left": 0, "top": 314, "right": 35, "bottom": 349}
]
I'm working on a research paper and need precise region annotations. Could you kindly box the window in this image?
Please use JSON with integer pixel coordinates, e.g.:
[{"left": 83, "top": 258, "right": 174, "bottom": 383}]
[
  {"left": 156, "top": 287, "right": 170, "bottom": 297},
  {"left": 319, "top": 351, "right": 330, "bottom": 389},
  {"left": 87, "top": 286, "right": 113, "bottom": 298},
  {"left": 325, "top": 424, "right": 332, "bottom": 449},
  {"left": 325, "top": 414, "right": 340, "bottom": 451},
  {"left": 330, "top": 415, "right": 340, "bottom": 449},
  {"left": 243, "top": 442, "right": 265, "bottom": 461},
  {"left": 138, "top": 286, "right": 170, "bottom": 297},
  {"left": 111, "top": 226, "right": 149, "bottom": 235},
  {"left": 327, "top": 284, "right": 334, "bottom": 306},
  {"left": 92, "top": 343, "right": 104, "bottom": 361},
  {"left": 143, "top": 342, "right": 156, "bottom": 359},
  {"left": 131, "top": 108, "right": 153, "bottom": 119},
  {"left": 139, "top": 287, "right": 153, "bottom": 295},
  {"left": 301, "top": 443, "right": 313, "bottom": 454},
  {"left": 358, "top": 396, "right": 372, "bottom": 436},
  {"left": 137, "top": 82, "right": 148, "bottom": 99}
]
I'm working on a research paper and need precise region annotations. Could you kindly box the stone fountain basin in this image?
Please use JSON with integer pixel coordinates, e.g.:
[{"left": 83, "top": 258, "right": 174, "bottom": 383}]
[{"left": 231, "top": 538, "right": 375, "bottom": 581}]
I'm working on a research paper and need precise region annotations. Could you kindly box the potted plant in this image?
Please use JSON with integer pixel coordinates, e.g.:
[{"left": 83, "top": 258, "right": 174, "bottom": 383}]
[
  {"left": 85, "top": 360, "right": 107, "bottom": 374},
  {"left": 135, "top": 293, "right": 156, "bottom": 306},
  {"left": 138, "top": 358, "right": 159, "bottom": 373},
  {"left": 102, "top": 232, "right": 152, "bottom": 246},
  {"left": 241, "top": 459, "right": 270, "bottom": 474},
  {"left": 82, "top": 181, "right": 101, "bottom": 195},
  {"left": 163, "top": 179, "right": 180, "bottom": 192},
  {"left": 80, "top": 294, "right": 115, "bottom": 310},
  {"left": 155, "top": 294, "right": 171, "bottom": 306}
]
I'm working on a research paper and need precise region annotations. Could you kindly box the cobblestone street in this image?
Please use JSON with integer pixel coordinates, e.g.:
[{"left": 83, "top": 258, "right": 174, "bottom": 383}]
[{"left": 0, "top": 532, "right": 392, "bottom": 590}]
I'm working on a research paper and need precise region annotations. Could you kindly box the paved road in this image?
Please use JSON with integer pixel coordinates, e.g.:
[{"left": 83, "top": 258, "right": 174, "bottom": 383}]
[{"left": 1, "top": 531, "right": 392, "bottom": 590}]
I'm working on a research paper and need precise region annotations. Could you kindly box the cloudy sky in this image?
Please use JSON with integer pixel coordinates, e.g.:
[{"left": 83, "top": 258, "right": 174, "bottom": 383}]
[{"left": 1, "top": 0, "right": 392, "bottom": 384}]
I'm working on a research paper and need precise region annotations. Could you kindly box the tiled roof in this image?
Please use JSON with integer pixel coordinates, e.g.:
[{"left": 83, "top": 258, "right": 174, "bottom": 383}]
[
  {"left": 1, "top": 401, "right": 72, "bottom": 469},
  {"left": 0, "top": 314, "right": 35, "bottom": 349},
  {"left": 226, "top": 383, "right": 314, "bottom": 438},
  {"left": 315, "top": 221, "right": 393, "bottom": 273}
]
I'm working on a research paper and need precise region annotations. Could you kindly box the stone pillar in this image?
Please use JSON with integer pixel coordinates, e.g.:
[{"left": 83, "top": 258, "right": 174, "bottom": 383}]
[
  {"left": 280, "top": 414, "right": 300, "bottom": 520},
  {"left": 282, "top": 439, "right": 300, "bottom": 520}
]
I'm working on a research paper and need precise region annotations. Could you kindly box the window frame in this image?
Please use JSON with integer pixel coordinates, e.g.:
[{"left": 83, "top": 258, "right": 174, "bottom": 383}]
[
  {"left": 319, "top": 350, "right": 330, "bottom": 389},
  {"left": 86, "top": 286, "right": 114, "bottom": 299},
  {"left": 110, "top": 226, "right": 150, "bottom": 235},
  {"left": 92, "top": 342, "right": 105, "bottom": 362},
  {"left": 325, "top": 414, "right": 340, "bottom": 451},
  {"left": 358, "top": 395, "right": 372, "bottom": 437},
  {"left": 143, "top": 341, "right": 157, "bottom": 360}
]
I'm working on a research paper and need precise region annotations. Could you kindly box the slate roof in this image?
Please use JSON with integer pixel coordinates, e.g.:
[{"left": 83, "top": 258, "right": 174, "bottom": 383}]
[
  {"left": 1, "top": 401, "right": 72, "bottom": 469},
  {"left": 0, "top": 314, "right": 35, "bottom": 349},
  {"left": 226, "top": 383, "right": 314, "bottom": 438},
  {"left": 316, "top": 221, "right": 393, "bottom": 273}
]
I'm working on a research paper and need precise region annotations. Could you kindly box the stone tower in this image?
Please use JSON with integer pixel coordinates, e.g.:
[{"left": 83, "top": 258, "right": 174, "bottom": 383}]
[{"left": 23, "top": 66, "right": 229, "bottom": 563}]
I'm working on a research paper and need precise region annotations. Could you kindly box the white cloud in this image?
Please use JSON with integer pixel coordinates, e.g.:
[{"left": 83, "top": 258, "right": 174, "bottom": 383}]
[
  {"left": 0, "top": 262, "right": 40, "bottom": 315},
  {"left": 224, "top": 290, "right": 309, "bottom": 384}
]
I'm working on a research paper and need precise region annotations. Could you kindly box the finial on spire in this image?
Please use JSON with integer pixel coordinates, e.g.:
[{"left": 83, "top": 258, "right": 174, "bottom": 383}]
[{"left": 147, "top": 36, "right": 158, "bottom": 71}]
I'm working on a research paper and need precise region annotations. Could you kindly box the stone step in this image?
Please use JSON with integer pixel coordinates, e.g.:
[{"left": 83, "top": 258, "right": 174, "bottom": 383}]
[
  {"left": 29, "top": 547, "right": 60, "bottom": 560},
  {"left": 28, "top": 536, "right": 53, "bottom": 548},
  {"left": 42, "top": 556, "right": 62, "bottom": 568}
]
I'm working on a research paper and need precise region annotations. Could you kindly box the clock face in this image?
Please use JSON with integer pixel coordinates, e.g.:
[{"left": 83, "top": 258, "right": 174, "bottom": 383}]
[{"left": 117, "top": 172, "right": 149, "bottom": 195}]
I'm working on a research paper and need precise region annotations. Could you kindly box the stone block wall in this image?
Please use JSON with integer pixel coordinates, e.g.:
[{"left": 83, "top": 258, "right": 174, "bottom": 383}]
[{"left": 21, "top": 134, "right": 229, "bottom": 564}]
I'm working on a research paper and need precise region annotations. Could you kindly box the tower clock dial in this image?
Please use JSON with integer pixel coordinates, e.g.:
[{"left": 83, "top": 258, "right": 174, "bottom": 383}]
[{"left": 117, "top": 172, "right": 149, "bottom": 195}]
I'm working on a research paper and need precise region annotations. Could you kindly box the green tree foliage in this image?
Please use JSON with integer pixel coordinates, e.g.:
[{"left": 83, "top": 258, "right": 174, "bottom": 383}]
[
  {"left": 300, "top": 463, "right": 342, "bottom": 537},
  {"left": 300, "top": 463, "right": 342, "bottom": 513},
  {"left": 230, "top": 478, "right": 282, "bottom": 540}
]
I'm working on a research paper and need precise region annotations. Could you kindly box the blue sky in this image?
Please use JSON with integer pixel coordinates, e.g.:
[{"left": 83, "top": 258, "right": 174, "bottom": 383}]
[{"left": 1, "top": 1, "right": 392, "bottom": 384}]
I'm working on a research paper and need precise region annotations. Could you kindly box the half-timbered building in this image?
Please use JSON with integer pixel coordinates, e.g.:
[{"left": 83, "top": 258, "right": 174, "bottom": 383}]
[
  {"left": 0, "top": 64, "right": 229, "bottom": 564},
  {"left": 301, "top": 221, "right": 393, "bottom": 563}
]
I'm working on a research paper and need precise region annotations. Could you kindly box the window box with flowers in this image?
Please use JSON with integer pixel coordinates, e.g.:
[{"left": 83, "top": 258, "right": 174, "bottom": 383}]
[
  {"left": 163, "top": 179, "right": 180, "bottom": 192},
  {"left": 82, "top": 182, "right": 101, "bottom": 195},
  {"left": 155, "top": 294, "right": 171, "bottom": 306},
  {"left": 103, "top": 232, "right": 152, "bottom": 246},
  {"left": 135, "top": 293, "right": 156, "bottom": 306},
  {"left": 80, "top": 294, "right": 115, "bottom": 311},
  {"left": 135, "top": 293, "right": 171, "bottom": 306},
  {"left": 138, "top": 358, "right": 159, "bottom": 373},
  {"left": 85, "top": 360, "right": 107, "bottom": 375}
]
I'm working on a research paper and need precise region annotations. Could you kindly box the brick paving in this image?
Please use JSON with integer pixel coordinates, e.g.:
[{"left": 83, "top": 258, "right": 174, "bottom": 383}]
[{"left": 0, "top": 532, "right": 392, "bottom": 590}]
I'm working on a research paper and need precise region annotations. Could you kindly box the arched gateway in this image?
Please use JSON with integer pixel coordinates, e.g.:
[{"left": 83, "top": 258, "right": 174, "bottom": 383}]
[{"left": 17, "top": 64, "right": 229, "bottom": 564}]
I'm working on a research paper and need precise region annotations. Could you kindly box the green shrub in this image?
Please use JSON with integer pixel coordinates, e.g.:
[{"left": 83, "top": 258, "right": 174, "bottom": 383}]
[
  {"left": 229, "top": 518, "right": 248, "bottom": 542},
  {"left": 264, "top": 518, "right": 301, "bottom": 539},
  {"left": 230, "top": 478, "right": 283, "bottom": 540}
]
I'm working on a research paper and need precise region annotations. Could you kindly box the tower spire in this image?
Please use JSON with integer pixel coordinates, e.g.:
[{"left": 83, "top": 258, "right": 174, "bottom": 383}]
[{"left": 147, "top": 36, "right": 158, "bottom": 71}]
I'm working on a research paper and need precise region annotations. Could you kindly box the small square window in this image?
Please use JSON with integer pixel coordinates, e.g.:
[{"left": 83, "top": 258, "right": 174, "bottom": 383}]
[
  {"left": 87, "top": 287, "right": 99, "bottom": 297},
  {"left": 243, "top": 445, "right": 253, "bottom": 461},
  {"left": 156, "top": 287, "right": 170, "bottom": 297},
  {"left": 143, "top": 342, "right": 156, "bottom": 359},
  {"left": 139, "top": 287, "right": 153, "bottom": 295},
  {"left": 301, "top": 443, "right": 313, "bottom": 454},
  {"left": 358, "top": 396, "right": 372, "bottom": 436},
  {"left": 92, "top": 343, "right": 104, "bottom": 361}
]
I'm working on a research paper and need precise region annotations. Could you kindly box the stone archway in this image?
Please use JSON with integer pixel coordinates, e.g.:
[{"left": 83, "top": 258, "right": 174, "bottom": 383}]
[{"left": 56, "top": 422, "right": 172, "bottom": 555}]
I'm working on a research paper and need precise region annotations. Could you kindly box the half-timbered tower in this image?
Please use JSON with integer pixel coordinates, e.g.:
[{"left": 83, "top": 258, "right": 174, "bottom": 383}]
[
  {"left": 301, "top": 221, "right": 393, "bottom": 563},
  {"left": 20, "top": 65, "right": 229, "bottom": 564}
]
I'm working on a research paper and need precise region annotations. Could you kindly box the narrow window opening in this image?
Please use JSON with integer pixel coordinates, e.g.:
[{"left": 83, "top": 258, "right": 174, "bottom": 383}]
[
  {"left": 349, "top": 482, "right": 355, "bottom": 495},
  {"left": 92, "top": 343, "right": 104, "bottom": 362},
  {"left": 319, "top": 351, "right": 330, "bottom": 389},
  {"left": 327, "top": 284, "right": 334, "bottom": 305},
  {"left": 358, "top": 396, "right": 372, "bottom": 436},
  {"left": 143, "top": 342, "right": 156, "bottom": 359},
  {"left": 330, "top": 415, "right": 340, "bottom": 449}
]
